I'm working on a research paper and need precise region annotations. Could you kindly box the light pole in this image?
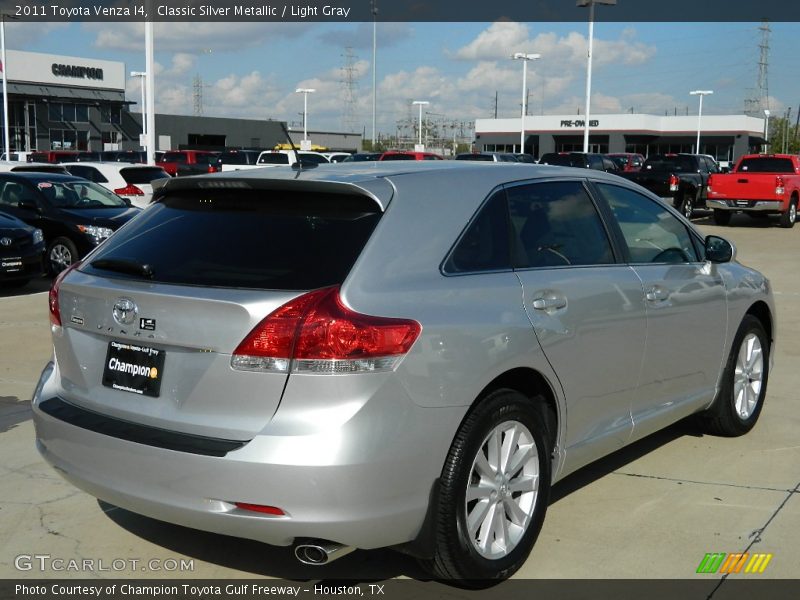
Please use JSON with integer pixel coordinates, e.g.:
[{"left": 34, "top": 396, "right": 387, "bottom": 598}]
[
  {"left": 130, "top": 71, "right": 147, "bottom": 148},
  {"left": 1, "top": 13, "right": 19, "bottom": 158},
  {"left": 371, "top": 0, "right": 378, "bottom": 149},
  {"left": 689, "top": 90, "right": 713, "bottom": 154},
  {"left": 295, "top": 88, "right": 315, "bottom": 148},
  {"left": 412, "top": 100, "right": 429, "bottom": 149},
  {"left": 144, "top": 17, "right": 155, "bottom": 165},
  {"left": 512, "top": 52, "right": 541, "bottom": 154},
  {"left": 763, "top": 109, "right": 770, "bottom": 154},
  {"left": 578, "top": 0, "right": 616, "bottom": 153}
]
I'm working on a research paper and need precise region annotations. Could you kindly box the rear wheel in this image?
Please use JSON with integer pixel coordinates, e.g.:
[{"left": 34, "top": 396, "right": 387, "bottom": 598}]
[
  {"left": 425, "top": 389, "right": 551, "bottom": 583},
  {"left": 700, "top": 315, "right": 769, "bottom": 437},
  {"left": 677, "top": 190, "right": 695, "bottom": 219},
  {"left": 713, "top": 210, "right": 732, "bottom": 226},
  {"left": 779, "top": 197, "right": 797, "bottom": 228}
]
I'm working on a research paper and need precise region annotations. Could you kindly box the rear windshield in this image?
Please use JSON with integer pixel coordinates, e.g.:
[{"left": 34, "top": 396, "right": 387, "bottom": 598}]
[
  {"left": 82, "top": 190, "right": 382, "bottom": 290},
  {"left": 737, "top": 157, "right": 795, "bottom": 173},
  {"left": 456, "top": 154, "right": 493, "bottom": 161},
  {"left": 193, "top": 154, "right": 218, "bottom": 165},
  {"left": 539, "top": 154, "right": 586, "bottom": 167},
  {"left": 220, "top": 152, "right": 257, "bottom": 165},
  {"left": 381, "top": 154, "right": 416, "bottom": 161},
  {"left": 258, "top": 153, "right": 290, "bottom": 165},
  {"left": 299, "top": 153, "right": 329, "bottom": 164},
  {"left": 162, "top": 152, "right": 188, "bottom": 163},
  {"left": 641, "top": 156, "right": 696, "bottom": 172},
  {"left": 121, "top": 167, "right": 170, "bottom": 184}
]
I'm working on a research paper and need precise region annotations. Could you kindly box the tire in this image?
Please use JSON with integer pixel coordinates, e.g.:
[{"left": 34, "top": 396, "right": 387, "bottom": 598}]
[
  {"left": 713, "top": 210, "right": 732, "bottom": 226},
  {"left": 424, "top": 389, "right": 551, "bottom": 583},
  {"left": 678, "top": 191, "right": 694, "bottom": 219},
  {"left": 700, "top": 315, "right": 769, "bottom": 437},
  {"left": 47, "top": 237, "right": 79, "bottom": 275},
  {"left": 779, "top": 197, "right": 797, "bottom": 229}
]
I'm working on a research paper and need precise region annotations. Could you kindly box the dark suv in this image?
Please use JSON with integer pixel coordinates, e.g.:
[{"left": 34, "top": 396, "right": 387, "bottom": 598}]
[
  {"left": 0, "top": 172, "right": 141, "bottom": 273},
  {"left": 539, "top": 152, "right": 618, "bottom": 173}
]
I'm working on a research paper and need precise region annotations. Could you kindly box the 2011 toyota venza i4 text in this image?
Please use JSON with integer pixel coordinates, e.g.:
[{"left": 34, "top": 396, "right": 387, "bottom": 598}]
[{"left": 33, "top": 162, "right": 775, "bottom": 581}]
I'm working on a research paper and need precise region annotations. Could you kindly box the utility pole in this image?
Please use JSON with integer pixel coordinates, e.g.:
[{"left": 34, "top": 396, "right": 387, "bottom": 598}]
[
  {"left": 340, "top": 46, "right": 359, "bottom": 133},
  {"left": 494, "top": 91, "right": 498, "bottom": 119},
  {"left": 745, "top": 20, "right": 770, "bottom": 116}
]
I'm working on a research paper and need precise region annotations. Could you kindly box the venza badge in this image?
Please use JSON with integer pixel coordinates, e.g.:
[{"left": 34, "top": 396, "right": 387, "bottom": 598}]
[{"left": 112, "top": 298, "right": 137, "bottom": 326}]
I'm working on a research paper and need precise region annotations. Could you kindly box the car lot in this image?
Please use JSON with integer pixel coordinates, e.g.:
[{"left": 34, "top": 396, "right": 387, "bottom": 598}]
[{"left": 0, "top": 210, "right": 798, "bottom": 581}]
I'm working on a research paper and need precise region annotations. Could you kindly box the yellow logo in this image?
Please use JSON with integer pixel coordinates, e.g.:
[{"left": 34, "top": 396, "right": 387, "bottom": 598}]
[{"left": 149, "top": 367, "right": 158, "bottom": 379}]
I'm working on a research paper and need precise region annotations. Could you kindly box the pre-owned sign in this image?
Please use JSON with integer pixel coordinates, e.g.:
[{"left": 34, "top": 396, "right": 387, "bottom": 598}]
[
  {"left": 51, "top": 64, "right": 104, "bottom": 81},
  {"left": 560, "top": 120, "right": 600, "bottom": 128}
]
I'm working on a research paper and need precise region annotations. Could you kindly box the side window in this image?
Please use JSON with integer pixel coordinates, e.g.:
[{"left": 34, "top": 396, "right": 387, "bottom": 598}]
[
  {"left": 588, "top": 155, "right": 603, "bottom": 170},
  {"left": 444, "top": 191, "right": 511, "bottom": 273},
  {"left": 0, "top": 180, "right": 19, "bottom": 207},
  {"left": 595, "top": 183, "right": 699, "bottom": 264},
  {"left": 508, "top": 181, "right": 614, "bottom": 268}
]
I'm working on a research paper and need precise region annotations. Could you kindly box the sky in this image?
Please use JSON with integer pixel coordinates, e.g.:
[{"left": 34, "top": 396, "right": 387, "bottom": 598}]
[{"left": 4, "top": 20, "right": 798, "bottom": 136}]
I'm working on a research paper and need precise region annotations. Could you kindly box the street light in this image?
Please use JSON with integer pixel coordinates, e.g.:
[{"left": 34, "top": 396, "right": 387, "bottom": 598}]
[
  {"left": 577, "top": 0, "right": 616, "bottom": 153},
  {"left": 763, "top": 109, "right": 771, "bottom": 153},
  {"left": 689, "top": 90, "right": 713, "bottom": 154},
  {"left": 130, "top": 71, "right": 147, "bottom": 148},
  {"left": 144, "top": 19, "right": 155, "bottom": 165},
  {"left": 512, "top": 52, "right": 541, "bottom": 154},
  {"left": 412, "top": 100, "right": 429, "bottom": 149},
  {"left": 295, "top": 88, "right": 316, "bottom": 147},
  {"left": 1, "top": 12, "right": 19, "bottom": 159},
  {"left": 371, "top": 0, "right": 378, "bottom": 149}
]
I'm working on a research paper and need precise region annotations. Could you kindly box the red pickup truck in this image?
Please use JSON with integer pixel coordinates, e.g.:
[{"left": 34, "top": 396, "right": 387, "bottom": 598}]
[
  {"left": 156, "top": 150, "right": 220, "bottom": 177},
  {"left": 707, "top": 154, "right": 800, "bottom": 228}
]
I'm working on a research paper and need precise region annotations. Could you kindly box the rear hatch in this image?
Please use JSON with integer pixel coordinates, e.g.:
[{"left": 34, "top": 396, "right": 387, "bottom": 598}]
[
  {"left": 53, "top": 185, "right": 384, "bottom": 440},
  {"left": 119, "top": 166, "right": 170, "bottom": 203}
]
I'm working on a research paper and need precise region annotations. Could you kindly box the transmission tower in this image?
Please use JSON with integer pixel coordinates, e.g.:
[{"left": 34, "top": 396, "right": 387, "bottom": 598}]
[
  {"left": 744, "top": 20, "right": 770, "bottom": 116},
  {"left": 193, "top": 74, "right": 212, "bottom": 116},
  {"left": 340, "top": 47, "right": 359, "bottom": 133}
]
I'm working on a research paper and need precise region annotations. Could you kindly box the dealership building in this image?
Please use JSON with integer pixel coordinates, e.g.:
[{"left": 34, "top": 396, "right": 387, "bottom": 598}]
[
  {"left": 475, "top": 113, "right": 768, "bottom": 164},
  {"left": 2, "top": 50, "right": 361, "bottom": 153}
]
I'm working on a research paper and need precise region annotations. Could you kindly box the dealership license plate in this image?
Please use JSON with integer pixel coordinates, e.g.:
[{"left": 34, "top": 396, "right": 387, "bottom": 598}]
[
  {"left": 102, "top": 341, "right": 166, "bottom": 397},
  {"left": 1, "top": 257, "right": 22, "bottom": 273}
]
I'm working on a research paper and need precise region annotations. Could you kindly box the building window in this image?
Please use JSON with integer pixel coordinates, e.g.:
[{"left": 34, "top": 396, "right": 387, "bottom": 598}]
[
  {"left": 101, "top": 106, "right": 122, "bottom": 124},
  {"left": 75, "top": 104, "right": 89, "bottom": 122},
  {"left": 62, "top": 104, "right": 76, "bottom": 122},
  {"left": 51, "top": 129, "right": 89, "bottom": 151},
  {"left": 48, "top": 103, "right": 62, "bottom": 122}
]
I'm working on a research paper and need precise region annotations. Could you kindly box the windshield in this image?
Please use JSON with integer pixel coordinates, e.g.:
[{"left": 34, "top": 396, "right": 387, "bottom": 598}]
[
  {"left": 258, "top": 153, "right": 290, "bottom": 165},
  {"left": 609, "top": 156, "right": 629, "bottom": 168},
  {"left": 37, "top": 180, "right": 127, "bottom": 208}
]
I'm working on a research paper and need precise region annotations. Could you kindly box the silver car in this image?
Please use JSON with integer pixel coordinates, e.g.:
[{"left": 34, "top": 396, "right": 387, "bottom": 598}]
[{"left": 33, "top": 162, "right": 775, "bottom": 582}]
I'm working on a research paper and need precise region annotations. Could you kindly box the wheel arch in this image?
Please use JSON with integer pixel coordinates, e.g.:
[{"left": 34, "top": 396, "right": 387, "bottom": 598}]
[{"left": 746, "top": 300, "right": 773, "bottom": 345}]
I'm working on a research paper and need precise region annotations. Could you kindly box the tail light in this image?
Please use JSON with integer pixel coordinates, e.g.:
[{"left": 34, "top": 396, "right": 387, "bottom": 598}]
[
  {"left": 233, "top": 503, "right": 285, "bottom": 516},
  {"left": 49, "top": 261, "right": 82, "bottom": 326},
  {"left": 775, "top": 176, "right": 785, "bottom": 196},
  {"left": 669, "top": 174, "right": 680, "bottom": 192},
  {"left": 232, "top": 286, "right": 421, "bottom": 375},
  {"left": 207, "top": 165, "right": 219, "bottom": 173},
  {"left": 114, "top": 184, "right": 144, "bottom": 196}
]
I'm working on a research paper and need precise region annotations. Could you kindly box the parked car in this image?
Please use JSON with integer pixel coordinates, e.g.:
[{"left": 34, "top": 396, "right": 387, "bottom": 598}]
[
  {"left": 0, "top": 210, "right": 45, "bottom": 286},
  {"left": 0, "top": 151, "right": 36, "bottom": 162},
  {"left": 455, "top": 152, "right": 520, "bottom": 162},
  {"left": 0, "top": 172, "right": 141, "bottom": 273},
  {"left": 706, "top": 154, "right": 800, "bottom": 228},
  {"left": 539, "top": 152, "right": 618, "bottom": 173},
  {"left": 216, "top": 150, "right": 262, "bottom": 172},
  {"left": 620, "top": 153, "right": 721, "bottom": 219},
  {"left": 256, "top": 150, "right": 330, "bottom": 167},
  {"left": 607, "top": 153, "right": 645, "bottom": 172},
  {"left": 157, "top": 150, "right": 220, "bottom": 177},
  {"left": 29, "top": 151, "right": 83, "bottom": 164},
  {"left": 100, "top": 150, "right": 162, "bottom": 164},
  {"left": 34, "top": 162, "right": 774, "bottom": 582},
  {"left": 379, "top": 150, "right": 444, "bottom": 161},
  {"left": 341, "top": 152, "right": 382, "bottom": 162},
  {"left": 514, "top": 153, "right": 537, "bottom": 164},
  {"left": 0, "top": 161, "right": 69, "bottom": 175},
  {"left": 62, "top": 162, "right": 171, "bottom": 209}
]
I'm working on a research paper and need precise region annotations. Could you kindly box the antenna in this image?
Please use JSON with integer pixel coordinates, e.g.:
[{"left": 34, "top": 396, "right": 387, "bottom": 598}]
[{"left": 340, "top": 47, "right": 359, "bottom": 133}]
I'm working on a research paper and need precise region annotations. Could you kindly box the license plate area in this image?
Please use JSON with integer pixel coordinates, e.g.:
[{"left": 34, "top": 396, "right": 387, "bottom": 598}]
[
  {"left": 102, "top": 341, "right": 166, "bottom": 397},
  {"left": 1, "top": 257, "right": 22, "bottom": 272}
]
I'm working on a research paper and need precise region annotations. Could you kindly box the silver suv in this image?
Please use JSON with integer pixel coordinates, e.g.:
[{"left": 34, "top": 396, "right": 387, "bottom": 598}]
[{"left": 33, "top": 162, "right": 775, "bottom": 581}]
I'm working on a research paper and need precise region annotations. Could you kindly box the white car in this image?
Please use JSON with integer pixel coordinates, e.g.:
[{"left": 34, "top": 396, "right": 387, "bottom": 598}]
[
  {"left": 256, "top": 150, "right": 330, "bottom": 167},
  {"left": 322, "top": 152, "right": 352, "bottom": 163},
  {"left": 0, "top": 161, "right": 69, "bottom": 174},
  {"left": 62, "top": 162, "right": 170, "bottom": 209}
]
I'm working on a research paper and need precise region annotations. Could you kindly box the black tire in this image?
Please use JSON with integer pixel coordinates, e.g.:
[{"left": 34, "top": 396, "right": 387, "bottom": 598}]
[
  {"left": 424, "top": 389, "right": 551, "bottom": 583},
  {"left": 677, "top": 190, "right": 695, "bottom": 219},
  {"left": 47, "top": 237, "right": 79, "bottom": 275},
  {"left": 713, "top": 210, "right": 732, "bottom": 226},
  {"left": 700, "top": 315, "right": 769, "bottom": 437},
  {"left": 779, "top": 197, "right": 797, "bottom": 229}
]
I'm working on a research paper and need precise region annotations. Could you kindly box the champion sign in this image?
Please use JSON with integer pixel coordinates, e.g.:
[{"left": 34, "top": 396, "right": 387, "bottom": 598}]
[
  {"left": 51, "top": 63, "right": 104, "bottom": 81},
  {"left": 107, "top": 357, "right": 159, "bottom": 380}
]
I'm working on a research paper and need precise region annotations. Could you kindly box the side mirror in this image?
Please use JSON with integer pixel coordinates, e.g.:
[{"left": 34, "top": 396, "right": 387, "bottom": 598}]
[
  {"left": 705, "top": 235, "right": 735, "bottom": 263},
  {"left": 18, "top": 199, "right": 40, "bottom": 213}
]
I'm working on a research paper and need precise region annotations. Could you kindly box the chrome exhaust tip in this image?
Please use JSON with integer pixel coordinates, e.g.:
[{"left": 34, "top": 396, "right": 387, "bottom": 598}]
[{"left": 294, "top": 540, "right": 355, "bottom": 565}]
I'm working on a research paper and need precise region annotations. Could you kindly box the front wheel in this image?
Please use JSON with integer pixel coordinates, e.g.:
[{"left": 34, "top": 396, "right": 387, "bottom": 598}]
[
  {"left": 779, "top": 197, "right": 797, "bottom": 229},
  {"left": 425, "top": 389, "right": 551, "bottom": 582},
  {"left": 700, "top": 315, "right": 769, "bottom": 437},
  {"left": 47, "top": 237, "right": 79, "bottom": 275}
]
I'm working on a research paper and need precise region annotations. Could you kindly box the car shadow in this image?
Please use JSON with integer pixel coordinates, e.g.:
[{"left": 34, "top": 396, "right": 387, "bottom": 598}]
[
  {"left": 692, "top": 212, "right": 782, "bottom": 228},
  {"left": 98, "top": 418, "right": 704, "bottom": 582},
  {"left": 0, "top": 275, "right": 51, "bottom": 298}
]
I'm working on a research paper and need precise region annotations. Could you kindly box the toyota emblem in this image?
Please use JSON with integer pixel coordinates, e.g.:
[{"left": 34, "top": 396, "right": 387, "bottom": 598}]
[
  {"left": 0, "top": 237, "right": 11, "bottom": 247},
  {"left": 112, "top": 298, "right": 137, "bottom": 326}
]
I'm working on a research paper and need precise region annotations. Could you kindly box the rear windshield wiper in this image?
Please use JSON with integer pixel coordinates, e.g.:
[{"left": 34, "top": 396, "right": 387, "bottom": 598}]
[{"left": 90, "top": 258, "right": 154, "bottom": 279}]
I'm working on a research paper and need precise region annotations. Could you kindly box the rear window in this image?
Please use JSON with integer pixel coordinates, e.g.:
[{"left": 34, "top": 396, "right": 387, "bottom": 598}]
[
  {"left": 258, "top": 153, "right": 290, "bottom": 165},
  {"left": 193, "top": 153, "right": 218, "bottom": 165},
  {"left": 120, "top": 167, "right": 170, "bottom": 184},
  {"left": 162, "top": 152, "right": 188, "bottom": 163},
  {"left": 381, "top": 153, "right": 416, "bottom": 161},
  {"left": 299, "top": 153, "right": 329, "bottom": 164},
  {"left": 641, "top": 155, "right": 696, "bottom": 172},
  {"left": 539, "top": 154, "right": 587, "bottom": 168},
  {"left": 456, "top": 154, "right": 494, "bottom": 161},
  {"left": 737, "top": 157, "right": 795, "bottom": 173},
  {"left": 220, "top": 152, "right": 257, "bottom": 165},
  {"left": 83, "top": 190, "right": 382, "bottom": 290}
]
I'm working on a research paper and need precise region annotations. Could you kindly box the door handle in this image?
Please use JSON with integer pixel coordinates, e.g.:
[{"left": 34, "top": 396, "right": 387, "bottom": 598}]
[
  {"left": 645, "top": 286, "right": 670, "bottom": 302},
  {"left": 532, "top": 295, "right": 567, "bottom": 311}
]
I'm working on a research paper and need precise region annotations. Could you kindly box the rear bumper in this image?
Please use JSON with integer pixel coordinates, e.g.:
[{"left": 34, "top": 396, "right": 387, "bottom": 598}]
[
  {"left": 707, "top": 198, "right": 784, "bottom": 212},
  {"left": 32, "top": 361, "right": 460, "bottom": 550},
  {"left": 0, "top": 250, "right": 45, "bottom": 280}
]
